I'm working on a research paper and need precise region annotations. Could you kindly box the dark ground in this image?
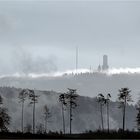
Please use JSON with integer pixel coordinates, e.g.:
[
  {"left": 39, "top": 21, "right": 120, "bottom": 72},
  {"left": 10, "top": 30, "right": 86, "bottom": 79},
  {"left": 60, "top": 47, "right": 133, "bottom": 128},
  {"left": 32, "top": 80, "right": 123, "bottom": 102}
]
[{"left": 0, "top": 131, "right": 140, "bottom": 139}]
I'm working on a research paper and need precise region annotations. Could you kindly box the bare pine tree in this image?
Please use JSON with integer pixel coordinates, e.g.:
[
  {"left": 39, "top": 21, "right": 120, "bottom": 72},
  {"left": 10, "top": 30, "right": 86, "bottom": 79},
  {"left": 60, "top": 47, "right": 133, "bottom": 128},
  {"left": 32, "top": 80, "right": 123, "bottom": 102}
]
[
  {"left": 28, "top": 89, "right": 39, "bottom": 134},
  {"left": 104, "top": 93, "right": 111, "bottom": 133},
  {"left": 18, "top": 89, "right": 28, "bottom": 133},
  {"left": 66, "top": 88, "right": 78, "bottom": 134},
  {"left": 118, "top": 88, "right": 132, "bottom": 132},
  {"left": 59, "top": 93, "right": 67, "bottom": 134},
  {"left": 97, "top": 93, "right": 105, "bottom": 131}
]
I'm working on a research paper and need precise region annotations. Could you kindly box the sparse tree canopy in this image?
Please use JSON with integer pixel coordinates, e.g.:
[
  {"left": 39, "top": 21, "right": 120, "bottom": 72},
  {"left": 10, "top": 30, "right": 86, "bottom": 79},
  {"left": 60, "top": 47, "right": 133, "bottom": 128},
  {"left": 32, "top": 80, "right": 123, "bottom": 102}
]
[
  {"left": 97, "top": 94, "right": 105, "bottom": 104},
  {"left": 97, "top": 93, "right": 105, "bottom": 131},
  {"left": 59, "top": 93, "right": 67, "bottom": 106},
  {"left": 28, "top": 89, "right": 39, "bottom": 134},
  {"left": 118, "top": 88, "right": 132, "bottom": 132},
  {"left": 18, "top": 89, "right": 28, "bottom": 133},
  {"left": 104, "top": 93, "right": 111, "bottom": 133},
  {"left": 18, "top": 89, "right": 28, "bottom": 103},
  {"left": 66, "top": 88, "right": 78, "bottom": 109},
  {"left": 118, "top": 88, "right": 132, "bottom": 102},
  {"left": 28, "top": 89, "right": 39, "bottom": 104},
  {"left": 66, "top": 88, "right": 78, "bottom": 134},
  {"left": 59, "top": 93, "right": 67, "bottom": 134}
]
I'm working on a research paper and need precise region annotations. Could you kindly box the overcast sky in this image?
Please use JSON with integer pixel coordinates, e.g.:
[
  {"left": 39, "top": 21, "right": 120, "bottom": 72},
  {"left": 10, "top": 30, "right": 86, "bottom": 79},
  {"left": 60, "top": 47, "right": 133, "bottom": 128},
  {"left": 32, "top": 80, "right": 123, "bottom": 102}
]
[{"left": 0, "top": 0, "right": 140, "bottom": 74}]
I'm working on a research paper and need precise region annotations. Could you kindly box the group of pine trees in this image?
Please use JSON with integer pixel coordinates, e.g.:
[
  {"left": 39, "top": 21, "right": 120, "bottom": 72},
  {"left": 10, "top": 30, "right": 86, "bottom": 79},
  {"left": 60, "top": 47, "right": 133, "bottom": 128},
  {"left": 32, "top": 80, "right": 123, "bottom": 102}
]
[
  {"left": 97, "top": 88, "right": 133, "bottom": 133},
  {"left": 1, "top": 87, "right": 140, "bottom": 134},
  {"left": 18, "top": 88, "right": 78, "bottom": 134},
  {"left": 59, "top": 88, "right": 78, "bottom": 134}
]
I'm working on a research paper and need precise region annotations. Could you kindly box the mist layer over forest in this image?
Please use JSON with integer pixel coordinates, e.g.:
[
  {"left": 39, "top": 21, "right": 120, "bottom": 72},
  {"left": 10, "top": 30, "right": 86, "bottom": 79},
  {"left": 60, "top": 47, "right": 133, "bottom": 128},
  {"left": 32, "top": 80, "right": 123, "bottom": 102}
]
[{"left": 0, "top": 72, "right": 140, "bottom": 103}]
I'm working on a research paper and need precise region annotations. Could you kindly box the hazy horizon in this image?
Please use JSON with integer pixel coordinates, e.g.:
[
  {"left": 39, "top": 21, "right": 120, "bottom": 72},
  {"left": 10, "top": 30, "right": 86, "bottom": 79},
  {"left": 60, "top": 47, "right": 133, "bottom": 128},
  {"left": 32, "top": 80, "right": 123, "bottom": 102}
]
[{"left": 0, "top": 0, "right": 139, "bottom": 75}]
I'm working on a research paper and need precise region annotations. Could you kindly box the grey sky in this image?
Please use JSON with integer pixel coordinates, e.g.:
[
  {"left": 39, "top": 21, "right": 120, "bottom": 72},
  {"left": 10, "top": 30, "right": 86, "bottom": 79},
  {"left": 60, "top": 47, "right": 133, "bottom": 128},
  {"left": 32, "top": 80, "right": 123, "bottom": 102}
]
[{"left": 0, "top": 0, "right": 140, "bottom": 74}]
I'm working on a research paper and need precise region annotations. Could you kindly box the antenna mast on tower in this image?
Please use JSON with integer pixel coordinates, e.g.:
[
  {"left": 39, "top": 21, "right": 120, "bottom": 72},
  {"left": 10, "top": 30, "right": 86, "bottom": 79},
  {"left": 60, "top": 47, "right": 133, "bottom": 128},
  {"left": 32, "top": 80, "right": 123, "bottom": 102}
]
[{"left": 76, "top": 47, "right": 78, "bottom": 75}]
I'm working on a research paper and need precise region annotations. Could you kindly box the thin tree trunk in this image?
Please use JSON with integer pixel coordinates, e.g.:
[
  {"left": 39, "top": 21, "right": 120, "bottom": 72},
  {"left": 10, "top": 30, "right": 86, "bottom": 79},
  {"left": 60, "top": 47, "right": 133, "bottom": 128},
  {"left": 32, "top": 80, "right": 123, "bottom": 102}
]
[
  {"left": 22, "top": 101, "right": 24, "bottom": 133},
  {"left": 107, "top": 102, "right": 109, "bottom": 133},
  {"left": 33, "top": 100, "right": 35, "bottom": 134},
  {"left": 123, "top": 97, "right": 126, "bottom": 132},
  {"left": 45, "top": 119, "right": 47, "bottom": 133},
  {"left": 62, "top": 103, "right": 65, "bottom": 134},
  {"left": 100, "top": 104, "right": 104, "bottom": 131},
  {"left": 44, "top": 119, "right": 46, "bottom": 133},
  {"left": 70, "top": 101, "right": 72, "bottom": 134}
]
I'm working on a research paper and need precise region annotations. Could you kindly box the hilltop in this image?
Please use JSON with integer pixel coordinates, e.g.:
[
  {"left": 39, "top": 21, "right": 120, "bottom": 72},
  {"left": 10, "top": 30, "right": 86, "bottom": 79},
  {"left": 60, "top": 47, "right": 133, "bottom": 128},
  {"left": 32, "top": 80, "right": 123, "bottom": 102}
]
[{"left": 0, "top": 72, "right": 140, "bottom": 102}]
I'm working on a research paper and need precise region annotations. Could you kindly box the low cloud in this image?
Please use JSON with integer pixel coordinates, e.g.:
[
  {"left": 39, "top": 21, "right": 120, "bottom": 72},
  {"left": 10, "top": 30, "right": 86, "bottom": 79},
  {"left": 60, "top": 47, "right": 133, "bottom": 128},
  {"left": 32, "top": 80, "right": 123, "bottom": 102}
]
[{"left": 12, "top": 47, "right": 57, "bottom": 74}]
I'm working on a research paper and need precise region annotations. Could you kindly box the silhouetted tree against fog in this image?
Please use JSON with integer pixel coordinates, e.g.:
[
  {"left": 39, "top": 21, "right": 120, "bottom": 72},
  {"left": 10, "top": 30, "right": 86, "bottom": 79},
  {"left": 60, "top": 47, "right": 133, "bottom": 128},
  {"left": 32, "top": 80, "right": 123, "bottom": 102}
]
[
  {"left": 118, "top": 88, "right": 132, "bottom": 132},
  {"left": 104, "top": 93, "right": 111, "bottom": 133},
  {"left": 59, "top": 93, "right": 67, "bottom": 134},
  {"left": 43, "top": 105, "right": 51, "bottom": 133},
  {"left": 136, "top": 100, "right": 140, "bottom": 131},
  {"left": 28, "top": 89, "right": 39, "bottom": 134},
  {"left": 0, "top": 95, "right": 10, "bottom": 132},
  {"left": 18, "top": 89, "right": 28, "bottom": 133},
  {"left": 66, "top": 88, "right": 78, "bottom": 134},
  {"left": 97, "top": 94, "right": 105, "bottom": 131}
]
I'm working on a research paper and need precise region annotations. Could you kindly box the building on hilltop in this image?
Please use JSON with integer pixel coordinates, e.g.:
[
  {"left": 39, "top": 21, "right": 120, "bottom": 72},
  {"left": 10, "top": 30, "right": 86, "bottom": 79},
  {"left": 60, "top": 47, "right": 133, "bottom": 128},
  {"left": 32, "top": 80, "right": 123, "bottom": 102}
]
[
  {"left": 102, "top": 55, "right": 109, "bottom": 71},
  {"left": 97, "top": 55, "right": 109, "bottom": 72}
]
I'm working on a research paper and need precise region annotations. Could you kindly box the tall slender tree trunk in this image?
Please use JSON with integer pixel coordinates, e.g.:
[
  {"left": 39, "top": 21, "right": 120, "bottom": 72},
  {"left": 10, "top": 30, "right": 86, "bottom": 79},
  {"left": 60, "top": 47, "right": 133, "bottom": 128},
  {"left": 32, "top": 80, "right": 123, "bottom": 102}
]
[
  {"left": 22, "top": 101, "right": 24, "bottom": 133},
  {"left": 33, "top": 100, "right": 35, "bottom": 134},
  {"left": 62, "top": 103, "right": 65, "bottom": 134},
  {"left": 45, "top": 119, "right": 47, "bottom": 133},
  {"left": 100, "top": 104, "right": 104, "bottom": 131},
  {"left": 123, "top": 97, "right": 126, "bottom": 132},
  {"left": 107, "top": 102, "right": 109, "bottom": 133},
  {"left": 70, "top": 100, "right": 72, "bottom": 134}
]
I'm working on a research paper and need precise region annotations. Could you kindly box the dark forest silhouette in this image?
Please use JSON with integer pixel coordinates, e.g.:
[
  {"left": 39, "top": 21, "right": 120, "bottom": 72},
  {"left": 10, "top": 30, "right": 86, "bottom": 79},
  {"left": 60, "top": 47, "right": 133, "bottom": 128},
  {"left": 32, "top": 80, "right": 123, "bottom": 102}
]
[{"left": 0, "top": 86, "right": 140, "bottom": 138}]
